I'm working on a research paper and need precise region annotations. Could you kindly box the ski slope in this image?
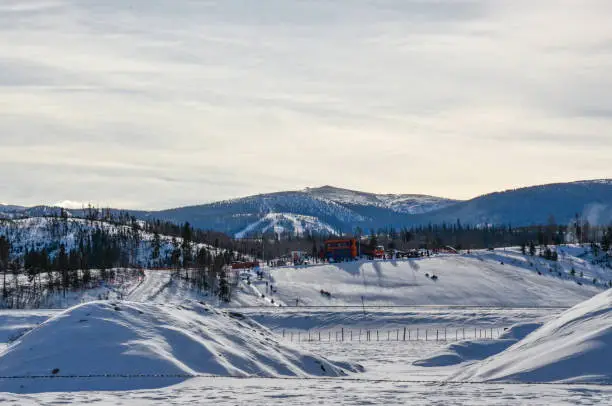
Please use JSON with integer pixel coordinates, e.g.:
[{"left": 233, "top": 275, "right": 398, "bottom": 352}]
[{"left": 239, "top": 251, "right": 605, "bottom": 307}]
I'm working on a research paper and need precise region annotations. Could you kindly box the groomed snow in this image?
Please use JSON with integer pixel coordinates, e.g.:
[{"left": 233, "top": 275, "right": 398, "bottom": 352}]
[
  {"left": 247, "top": 251, "right": 603, "bottom": 307},
  {"left": 455, "top": 289, "right": 612, "bottom": 384},
  {"left": 0, "top": 301, "right": 360, "bottom": 393}
]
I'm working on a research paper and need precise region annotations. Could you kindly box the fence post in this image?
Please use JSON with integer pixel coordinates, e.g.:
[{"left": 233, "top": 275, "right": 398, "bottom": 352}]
[
  {"left": 298, "top": 332, "right": 301, "bottom": 342},
  {"left": 377, "top": 330, "right": 379, "bottom": 341},
  {"left": 426, "top": 330, "right": 428, "bottom": 341},
  {"left": 417, "top": 328, "right": 419, "bottom": 341},
  {"left": 445, "top": 328, "right": 447, "bottom": 341},
  {"left": 403, "top": 327, "right": 406, "bottom": 341},
  {"left": 342, "top": 328, "right": 344, "bottom": 342},
  {"left": 396, "top": 329, "right": 399, "bottom": 341},
  {"left": 283, "top": 329, "right": 285, "bottom": 338},
  {"left": 329, "top": 331, "right": 331, "bottom": 341},
  {"left": 291, "top": 332, "right": 293, "bottom": 342},
  {"left": 436, "top": 330, "right": 438, "bottom": 341},
  {"left": 456, "top": 329, "right": 458, "bottom": 341},
  {"left": 319, "top": 331, "right": 321, "bottom": 341},
  {"left": 387, "top": 331, "right": 390, "bottom": 341}
]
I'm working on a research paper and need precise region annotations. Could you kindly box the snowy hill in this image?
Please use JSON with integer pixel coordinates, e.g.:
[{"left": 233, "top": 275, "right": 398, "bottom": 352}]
[
  {"left": 235, "top": 249, "right": 607, "bottom": 307},
  {"left": 455, "top": 288, "right": 612, "bottom": 383},
  {"left": 152, "top": 187, "right": 455, "bottom": 237},
  {"left": 0, "top": 301, "right": 359, "bottom": 392},
  {"left": 0, "top": 217, "right": 219, "bottom": 267},
  {"left": 304, "top": 186, "right": 457, "bottom": 214},
  {"left": 412, "top": 179, "right": 612, "bottom": 227}
]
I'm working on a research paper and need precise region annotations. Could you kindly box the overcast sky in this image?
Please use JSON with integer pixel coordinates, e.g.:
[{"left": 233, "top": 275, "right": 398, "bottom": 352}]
[{"left": 1, "top": 0, "right": 611, "bottom": 209}]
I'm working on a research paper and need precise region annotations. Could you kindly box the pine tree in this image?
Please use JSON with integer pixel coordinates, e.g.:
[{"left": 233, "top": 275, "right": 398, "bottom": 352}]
[
  {"left": 529, "top": 241, "right": 536, "bottom": 256},
  {"left": 0, "top": 237, "right": 11, "bottom": 300}
]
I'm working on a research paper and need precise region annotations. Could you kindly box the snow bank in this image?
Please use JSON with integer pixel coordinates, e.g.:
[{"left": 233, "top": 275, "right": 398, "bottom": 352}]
[
  {"left": 256, "top": 254, "right": 601, "bottom": 307},
  {"left": 413, "top": 323, "right": 542, "bottom": 367},
  {"left": 455, "top": 289, "right": 612, "bottom": 383},
  {"left": 0, "top": 301, "right": 360, "bottom": 392}
]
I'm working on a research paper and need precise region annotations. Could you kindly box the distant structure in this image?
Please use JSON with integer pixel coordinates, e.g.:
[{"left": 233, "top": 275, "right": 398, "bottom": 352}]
[
  {"left": 323, "top": 239, "right": 358, "bottom": 261},
  {"left": 231, "top": 261, "right": 260, "bottom": 270}
]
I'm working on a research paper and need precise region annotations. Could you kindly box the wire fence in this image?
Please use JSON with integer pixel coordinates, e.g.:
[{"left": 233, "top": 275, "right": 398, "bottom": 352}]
[{"left": 277, "top": 327, "right": 506, "bottom": 343}]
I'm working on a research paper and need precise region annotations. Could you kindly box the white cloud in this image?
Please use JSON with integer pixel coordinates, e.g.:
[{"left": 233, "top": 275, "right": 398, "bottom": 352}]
[
  {"left": 1, "top": 0, "right": 611, "bottom": 209},
  {"left": 52, "top": 200, "right": 89, "bottom": 210}
]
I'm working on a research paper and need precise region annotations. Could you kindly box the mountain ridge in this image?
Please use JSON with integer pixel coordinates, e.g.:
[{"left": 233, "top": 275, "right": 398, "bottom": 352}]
[{"left": 2, "top": 179, "right": 612, "bottom": 237}]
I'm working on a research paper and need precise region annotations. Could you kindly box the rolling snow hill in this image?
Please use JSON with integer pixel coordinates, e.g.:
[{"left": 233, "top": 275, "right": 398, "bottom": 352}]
[
  {"left": 0, "top": 301, "right": 359, "bottom": 392},
  {"left": 234, "top": 249, "right": 606, "bottom": 307},
  {"left": 455, "top": 288, "right": 612, "bottom": 384}
]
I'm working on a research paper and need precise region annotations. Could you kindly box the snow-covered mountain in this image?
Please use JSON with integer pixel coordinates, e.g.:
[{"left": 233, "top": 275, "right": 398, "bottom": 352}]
[
  {"left": 149, "top": 186, "right": 456, "bottom": 238},
  {"left": 3, "top": 179, "right": 612, "bottom": 237},
  {"left": 303, "top": 186, "right": 458, "bottom": 214},
  {"left": 410, "top": 179, "right": 612, "bottom": 227}
]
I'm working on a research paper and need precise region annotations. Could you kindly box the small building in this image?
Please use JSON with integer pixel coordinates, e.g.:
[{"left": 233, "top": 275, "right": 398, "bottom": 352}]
[{"left": 323, "top": 239, "right": 358, "bottom": 261}]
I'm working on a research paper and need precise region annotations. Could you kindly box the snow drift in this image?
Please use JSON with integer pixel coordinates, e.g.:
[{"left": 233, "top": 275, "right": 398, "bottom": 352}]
[
  {"left": 455, "top": 289, "right": 612, "bottom": 383},
  {"left": 0, "top": 301, "right": 360, "bottom": 392},
  {"left": 413, "top": 322, "right": 542, "bottom": 367}
]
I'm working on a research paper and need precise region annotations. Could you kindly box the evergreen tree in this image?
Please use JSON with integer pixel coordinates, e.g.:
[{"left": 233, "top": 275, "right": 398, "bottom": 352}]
[{"left": 529, "top": 241, "right": 536, "bottom": 256}]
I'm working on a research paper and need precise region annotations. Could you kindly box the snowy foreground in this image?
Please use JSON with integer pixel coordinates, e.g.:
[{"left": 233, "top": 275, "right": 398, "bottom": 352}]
[
  {"left": 1, "top": 249, "right": 611, "bottom": 404},
  {"left": 0, "top": 301, "right": 358, "bottom": 393}
]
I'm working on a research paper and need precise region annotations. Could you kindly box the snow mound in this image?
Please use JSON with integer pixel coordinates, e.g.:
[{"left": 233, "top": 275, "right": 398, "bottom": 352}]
[
  {"left": 256, "top": 255, "right": 601, "bottom": 307},
  {"left": 0, "top": 301, "right": 359, "bottom": 392},
  {"left": 413, "top": 323, "right": 542, "bottom": 367},
  {"left": 455, "top": 289, "right": 612, "bottom": 383}
]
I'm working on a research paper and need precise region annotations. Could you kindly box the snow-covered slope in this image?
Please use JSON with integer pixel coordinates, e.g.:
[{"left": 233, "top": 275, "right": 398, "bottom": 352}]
[
  {"left": 412, "top": 179, "right": 612, "bottom": 227},
  {"left": 413, "top": 322, "right": 543, "bottom": 367},
  {"left": 151, "top": 187, "right": 456, "bottom": 237},
  {"left": 5, "top": 179, "right": 612, "bottom": 236},
  {"left": 149, "top": 179, "right": 612, "bottom": 235},
  {"left": 0, "top": 217, "right": 219, "bottom": 267},
  {"left": 235, "top": 250, "right": 606, "bottom": 307},
  {"left": 304, "top": 186, "right": 457, "bottom": 214},
  {"left": 455, "top": 289, "right": 612, "bottom": 384},
  {"left": 0, "top": 301, "right": 360, "bottom": 392},
  {"left": 234, "top": 212, "right": 337, "bottom": 238}
]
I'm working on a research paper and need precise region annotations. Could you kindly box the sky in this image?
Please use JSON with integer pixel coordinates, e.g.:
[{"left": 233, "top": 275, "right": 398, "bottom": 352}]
[{"left": 1, "top": 0, "right": 612, "bottom": 210}]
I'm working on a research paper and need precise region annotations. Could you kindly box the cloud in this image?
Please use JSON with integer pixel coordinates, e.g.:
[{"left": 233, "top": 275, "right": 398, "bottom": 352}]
[
  {"left": 52, "top": 200, "right": 89, "bottom": 209},
  {"left": 1, "top": 0, "right": 611, "bottom": 208}
]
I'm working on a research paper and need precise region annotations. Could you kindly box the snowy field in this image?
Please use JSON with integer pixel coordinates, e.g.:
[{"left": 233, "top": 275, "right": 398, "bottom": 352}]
[
  {"left": 1, "top": 338, "right": 611, "bottom": 405},
  {"left": 2, "top": 301, "right": 609, "bottom": 405},
  {"left": 1, "top": 248, "right": 611, "bottom": 404}
]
